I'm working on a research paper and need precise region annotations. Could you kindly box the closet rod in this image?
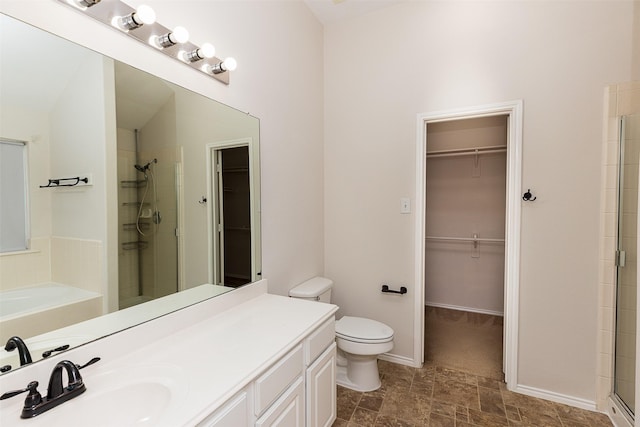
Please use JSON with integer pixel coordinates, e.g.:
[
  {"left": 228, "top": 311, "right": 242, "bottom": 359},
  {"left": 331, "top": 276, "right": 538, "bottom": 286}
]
[
  {"left": 426, "top": 145, "right": 507, "bottom": 158},
  {"left": 426, "top": 236, "right": 505, "bottom": 243}
]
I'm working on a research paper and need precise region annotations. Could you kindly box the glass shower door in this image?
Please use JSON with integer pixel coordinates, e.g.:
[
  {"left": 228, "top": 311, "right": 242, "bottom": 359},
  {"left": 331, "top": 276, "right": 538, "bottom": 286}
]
[{"left": 614, "top": 113, "right": 638, "bottom": 420}]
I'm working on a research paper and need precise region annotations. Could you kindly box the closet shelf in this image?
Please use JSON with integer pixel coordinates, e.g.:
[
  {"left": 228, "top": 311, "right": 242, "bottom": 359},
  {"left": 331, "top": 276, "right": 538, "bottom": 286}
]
[
  {"left": 426, "top": 235, "right": 505, "bottom": 243},
  {"left": 426, "top": 145, "right": 506, "bottom": 158}
]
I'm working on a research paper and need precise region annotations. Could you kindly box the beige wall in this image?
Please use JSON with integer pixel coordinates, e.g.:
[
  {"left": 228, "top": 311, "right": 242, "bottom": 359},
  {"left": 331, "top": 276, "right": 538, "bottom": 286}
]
[{"left": 324, "top": 0, "right": 634, "bottom": 403}]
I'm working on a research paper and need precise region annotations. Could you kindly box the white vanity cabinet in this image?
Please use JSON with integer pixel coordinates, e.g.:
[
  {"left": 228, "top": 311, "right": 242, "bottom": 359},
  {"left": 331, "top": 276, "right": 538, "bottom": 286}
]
[
  {"left": 305, "top": 343, "right": 337, "bottom": 427},
  {"left": 197, "top": 317, "right": 336, "bottom": 427},
  {"left": 0, "top": 284, "right": 338, "bottom": 427},
  {"left": 303, "top": 318, "right": 337, "bottom": 427}
]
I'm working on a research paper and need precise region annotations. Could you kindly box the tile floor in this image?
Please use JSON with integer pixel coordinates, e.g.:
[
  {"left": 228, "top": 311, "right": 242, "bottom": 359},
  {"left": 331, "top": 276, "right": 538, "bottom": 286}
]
[{"left": 332, "top": 307, "right": 614, "bottom": 426}]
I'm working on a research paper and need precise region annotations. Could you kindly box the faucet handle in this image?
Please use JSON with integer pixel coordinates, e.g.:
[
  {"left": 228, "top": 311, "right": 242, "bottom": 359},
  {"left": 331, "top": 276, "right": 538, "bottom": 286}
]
[
  {"left": 0, "top": 381, "right": 42, "bottom": 407},
  {"left": 42, "top": 344, "right": 70, "bottom": 358},
  {"left": 76, "top": 357, "right": 101, "bottom": 370}
]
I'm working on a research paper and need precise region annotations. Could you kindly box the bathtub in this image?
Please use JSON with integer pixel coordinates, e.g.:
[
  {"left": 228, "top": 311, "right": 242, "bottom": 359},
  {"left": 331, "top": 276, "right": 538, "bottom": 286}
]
[{"left": 0, "top": 283, "right": 102, "bottom": 344}]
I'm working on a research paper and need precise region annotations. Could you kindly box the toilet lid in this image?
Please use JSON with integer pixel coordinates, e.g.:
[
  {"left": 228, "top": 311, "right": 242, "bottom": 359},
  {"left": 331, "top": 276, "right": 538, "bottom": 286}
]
[{"left": 335, "top": 316, "right": 394, "bottom": 343}]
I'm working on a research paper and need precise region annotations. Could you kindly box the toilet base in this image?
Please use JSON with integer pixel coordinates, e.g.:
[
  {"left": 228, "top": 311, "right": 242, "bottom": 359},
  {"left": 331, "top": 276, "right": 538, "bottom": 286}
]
[{"left": 335, "top": 351, "right": 382, "bottom": 392}]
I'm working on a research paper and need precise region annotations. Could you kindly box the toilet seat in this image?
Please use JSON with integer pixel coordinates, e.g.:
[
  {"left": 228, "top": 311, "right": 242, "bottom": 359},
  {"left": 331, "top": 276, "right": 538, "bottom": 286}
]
[{"left": 335, "top": 316, "right": 394, "bottom": 344}]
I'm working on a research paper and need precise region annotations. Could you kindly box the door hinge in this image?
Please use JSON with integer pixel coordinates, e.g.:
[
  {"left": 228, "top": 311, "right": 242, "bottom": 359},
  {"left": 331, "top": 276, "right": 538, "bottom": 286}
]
[{"left": 616, "top": 250, "right": 626, "bottom": 267}]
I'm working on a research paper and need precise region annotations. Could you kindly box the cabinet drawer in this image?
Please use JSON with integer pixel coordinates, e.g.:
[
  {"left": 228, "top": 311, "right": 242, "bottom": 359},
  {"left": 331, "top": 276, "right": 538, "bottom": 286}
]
[
  {"left": 304, "top": 317, "right": 335, "bottom": 366},
  {"left": 197, "top": 391, "right": 249, "bottom": 427},
  {"left": 255, "top": 345, "right": 303, "bottom": 416},
  {"left": 255, "top": 376, "right": 304, "bottom": 427}
]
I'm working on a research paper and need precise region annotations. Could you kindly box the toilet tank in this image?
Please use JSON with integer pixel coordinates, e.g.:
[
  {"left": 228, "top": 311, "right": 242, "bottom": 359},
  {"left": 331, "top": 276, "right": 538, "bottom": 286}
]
[{"left": 289, "top": 277, "right": 333, "bottom": 303}]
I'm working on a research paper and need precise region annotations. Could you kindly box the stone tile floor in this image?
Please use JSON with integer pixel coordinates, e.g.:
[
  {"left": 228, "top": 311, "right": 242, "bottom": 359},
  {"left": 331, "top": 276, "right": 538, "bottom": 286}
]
[{"left": 332, "top": 360, "right": 613, "bottom": 426}]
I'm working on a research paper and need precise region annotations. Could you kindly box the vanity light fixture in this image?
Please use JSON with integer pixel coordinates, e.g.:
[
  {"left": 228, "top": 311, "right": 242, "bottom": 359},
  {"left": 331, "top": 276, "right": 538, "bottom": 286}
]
[
  {"left": 111, "top": 4, "right": 156, "bottom": 31},
  {"left": 206, "top": 57, "right": 238, "bottom": 75},
  {"left": 67, "top": 0, "right": 101, "bottom": 9},
  {"left": 181, "top": 43, "right": 216, "bottom": 63},
  {"left": 150, "top": 26, "right": 189, "bottom": 49},
  {"left": 57, "top": 0, "right": 236, "bottom": 84}
]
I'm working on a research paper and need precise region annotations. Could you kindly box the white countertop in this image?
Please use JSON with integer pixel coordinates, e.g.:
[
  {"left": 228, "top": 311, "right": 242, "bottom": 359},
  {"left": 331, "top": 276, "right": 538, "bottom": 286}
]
[
  {"left": 0, "top": 284, "right": 235, "bottom": 368},
  {"left": 0, "top": 281, "right": 338, "bottom": 426}
]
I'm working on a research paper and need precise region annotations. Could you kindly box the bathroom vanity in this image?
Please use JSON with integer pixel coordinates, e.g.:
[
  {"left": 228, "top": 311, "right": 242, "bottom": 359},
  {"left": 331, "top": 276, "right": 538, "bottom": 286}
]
[{"left": 0, "top": 280, "right": 338, "bottom": 426}]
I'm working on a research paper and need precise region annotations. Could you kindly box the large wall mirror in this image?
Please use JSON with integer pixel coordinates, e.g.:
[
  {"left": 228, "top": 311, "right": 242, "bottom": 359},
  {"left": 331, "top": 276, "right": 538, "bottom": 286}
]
[{"left": 0, "top": 13, "right": 261, "bottom": 374}]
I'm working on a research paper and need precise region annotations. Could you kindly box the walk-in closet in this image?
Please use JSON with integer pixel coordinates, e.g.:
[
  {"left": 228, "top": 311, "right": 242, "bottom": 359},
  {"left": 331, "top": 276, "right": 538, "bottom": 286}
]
[{"left": 424, "top": 115, "right": 507, "bottom": 380}]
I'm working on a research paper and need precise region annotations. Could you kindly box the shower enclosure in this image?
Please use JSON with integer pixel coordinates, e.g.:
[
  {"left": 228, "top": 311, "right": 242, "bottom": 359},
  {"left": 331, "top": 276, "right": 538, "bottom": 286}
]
[
  {"left": 117, "top": 129, "right": 181, "bottom": 309},
  {"left": 613, "top": 113, "right": 639, "bottom": 423}
]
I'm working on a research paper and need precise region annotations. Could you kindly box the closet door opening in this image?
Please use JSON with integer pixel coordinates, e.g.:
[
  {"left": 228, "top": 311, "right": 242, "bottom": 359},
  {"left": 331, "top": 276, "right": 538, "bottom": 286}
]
[{"left": 424, "top": 115, "right": 508, "bottom": 381}]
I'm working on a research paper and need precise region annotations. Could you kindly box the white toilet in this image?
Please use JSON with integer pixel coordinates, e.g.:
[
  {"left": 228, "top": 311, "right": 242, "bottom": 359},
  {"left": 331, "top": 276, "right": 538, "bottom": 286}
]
[{"left": 289, "top": 277, "right": 394, "bottom": 392}]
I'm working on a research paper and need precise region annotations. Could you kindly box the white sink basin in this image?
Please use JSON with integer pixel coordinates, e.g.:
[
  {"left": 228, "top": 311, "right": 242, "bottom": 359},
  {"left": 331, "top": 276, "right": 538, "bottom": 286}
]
[
  {"left": 0, "top": 364, "right": 187, "bottom": 426},
  {"left": 61, "top": 382, "right": 172, "bottom": 426}
]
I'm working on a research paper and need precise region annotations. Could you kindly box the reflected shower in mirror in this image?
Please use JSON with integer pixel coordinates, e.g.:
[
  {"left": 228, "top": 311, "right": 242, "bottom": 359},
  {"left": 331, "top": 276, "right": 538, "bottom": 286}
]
[{"left": 0, "top": 13, "right": 261, "bottom": 373}]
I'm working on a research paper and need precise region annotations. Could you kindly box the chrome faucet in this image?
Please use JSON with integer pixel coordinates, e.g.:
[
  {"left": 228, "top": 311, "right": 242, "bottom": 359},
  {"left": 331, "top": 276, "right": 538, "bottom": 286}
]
[
  {"left": 5, "top": 336, "right": 32, "bottom": 367},
  {"left": 0, "top": 357, "right": 99, "bottom": 418}
]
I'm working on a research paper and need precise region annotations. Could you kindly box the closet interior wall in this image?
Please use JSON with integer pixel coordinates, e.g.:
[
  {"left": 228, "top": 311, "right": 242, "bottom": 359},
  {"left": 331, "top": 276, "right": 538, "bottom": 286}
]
[{"left": 425, "top": 115, "right": 508, "bottom": 315}]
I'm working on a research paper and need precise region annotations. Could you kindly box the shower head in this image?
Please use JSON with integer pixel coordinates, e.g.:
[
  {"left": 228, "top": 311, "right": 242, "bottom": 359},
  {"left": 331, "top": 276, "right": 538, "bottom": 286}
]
[{"left": 134, "top": 159, "right": 157, "bottom": 173}]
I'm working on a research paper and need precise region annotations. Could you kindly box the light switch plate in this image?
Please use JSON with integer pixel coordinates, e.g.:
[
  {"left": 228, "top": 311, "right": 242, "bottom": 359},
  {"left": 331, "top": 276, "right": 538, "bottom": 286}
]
[{"left": 400, "top": 198, "right": 411, "bottom": 214}]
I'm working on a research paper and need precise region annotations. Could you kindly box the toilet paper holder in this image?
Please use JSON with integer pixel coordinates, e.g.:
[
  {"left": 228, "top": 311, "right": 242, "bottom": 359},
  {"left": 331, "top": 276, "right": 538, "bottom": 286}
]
[{"left": 381, "top": 285, "right": 407, "bottom": 295}]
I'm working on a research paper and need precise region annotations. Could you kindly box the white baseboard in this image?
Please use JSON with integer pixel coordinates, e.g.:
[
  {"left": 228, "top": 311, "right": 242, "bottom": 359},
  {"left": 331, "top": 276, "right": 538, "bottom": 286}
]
[
  {"left": 425, "top": 302, "right": 504, "bottom": 317},
  {"left": 513, "top": 384, "right": 598, "bottom": 412},
  {"left": 378, "top": 352, "right": 419, "bottom": 368}
]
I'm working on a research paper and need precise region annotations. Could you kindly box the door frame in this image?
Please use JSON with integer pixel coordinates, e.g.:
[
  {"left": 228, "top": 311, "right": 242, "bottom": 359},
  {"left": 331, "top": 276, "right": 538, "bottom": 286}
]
[{"left": 414, "top": 100, "right": 523, "bottom": 388}]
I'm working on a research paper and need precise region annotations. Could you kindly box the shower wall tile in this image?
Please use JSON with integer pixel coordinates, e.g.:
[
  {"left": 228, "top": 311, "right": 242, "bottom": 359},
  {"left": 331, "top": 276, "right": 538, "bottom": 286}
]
[
  {"left": 600, "top": 236, "right": 616, "bottom": 261},
  {"left": 605, "top": 141, "right": 619, "bottom": 166},
  {"left": 622, "top": 213, "right": 637, "bottom": 238},
  {"left": 600, "top": 260, "right": 615, "bottom": 286},
  {"left": 605, "top": 165, "right": 617, "bottom": 189},
  {"left": 597, "top": 376, "right": 611, "bottom": 402},
  {"left": 622, "top": 189, "right": 638, "bottom": 214},
  {"left": 600, "top": 306, "right": 614, "bottom": 332},
  {"left": 603, "top": 188, "right": 617, "bottom": 213},
  {"left": 618, "top": 88, "right": 640, "bottom": 116},
  {"left": 606, "top": 88, "right": 617, "bottom": 121},
  {"left": 603, "top": 213, "right": 616, "bottom": 238},
  {"left": 599, "top": 351, "right": 612, "bottom": 376},
  {"left": 600, "top": 329, "right": 613, "bottom": 354},
  {"left": 599, "top": 283, "right": 615, "bottom": 308}
]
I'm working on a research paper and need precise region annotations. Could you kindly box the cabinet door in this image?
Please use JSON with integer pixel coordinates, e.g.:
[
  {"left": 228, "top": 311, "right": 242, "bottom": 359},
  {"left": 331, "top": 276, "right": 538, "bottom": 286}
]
[
  {"left": 198, "top": 391, "right": 249, "bottom": 427},
  {"left": 256, "top": 377, "right": 304, "bottom": 427},
  {"left": 306, "top": 343, "right": 336, "bottom": 427}
]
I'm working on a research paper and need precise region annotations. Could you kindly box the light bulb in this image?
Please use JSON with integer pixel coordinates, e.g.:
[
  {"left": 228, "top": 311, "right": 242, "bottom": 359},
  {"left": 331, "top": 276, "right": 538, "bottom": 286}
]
[
  {"left": 171, "top": 26, "right": 189, "bottom": 44},
  {"left": 151, "top": 26, "right": 190, "bottom": 49},
  {"left": 207, "top": 57, "right": 238, "bottom": 75},
  {"left": 135, "top": 5, "right": 156, "bottom": 25},
  {"left": 199, "top": 43, "right": 216, "bottom": 59},
  {"left": 223, "top": 57, "right": 237, "bottom": 71},
  {"left": 112, "top": 4, "right": 156, "bottom": 31},
  {"left": 181, "top": 43, "right": 216, "bottom": 63}
]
